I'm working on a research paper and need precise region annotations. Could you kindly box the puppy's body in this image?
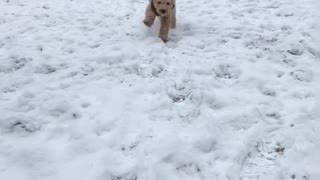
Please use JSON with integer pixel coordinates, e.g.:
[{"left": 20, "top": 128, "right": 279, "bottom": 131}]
[{"left": 143, "top": 0, "right": 176, "bottom": 42}]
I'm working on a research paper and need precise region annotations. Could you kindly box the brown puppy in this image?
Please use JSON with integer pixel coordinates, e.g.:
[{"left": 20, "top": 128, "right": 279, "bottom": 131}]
[{"left": 143, "top": 0, "right": 176, "bottom": 43}]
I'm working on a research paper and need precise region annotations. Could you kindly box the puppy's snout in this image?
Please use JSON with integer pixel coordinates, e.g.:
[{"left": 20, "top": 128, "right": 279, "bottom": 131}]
[{"left": 160, "top": 9, "right": 166, "bottom": 14}]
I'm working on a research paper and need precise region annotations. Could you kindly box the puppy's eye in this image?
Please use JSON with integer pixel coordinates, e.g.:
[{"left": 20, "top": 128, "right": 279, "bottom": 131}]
[
  {"left": 166, "top": 2, "right": 171, "bottom": 5},
  {"left": 157, "top": 1, "right": 161, "bottom": 4}
]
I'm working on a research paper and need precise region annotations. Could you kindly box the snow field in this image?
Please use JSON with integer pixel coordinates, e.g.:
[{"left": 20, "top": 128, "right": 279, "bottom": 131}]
[{"left": 0, "top": 0, "right": 318, "bottom": 180}]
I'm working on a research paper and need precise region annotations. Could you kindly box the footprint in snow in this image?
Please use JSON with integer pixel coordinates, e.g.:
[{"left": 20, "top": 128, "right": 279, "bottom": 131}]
[
  {"left": 167, "top": 81, "right": 191, "bottom": 103},
  {"left": 11, "top": 57, "right": 32, "bottom": 71},
  {"left": 287, "top": 48, "right": 304, "bottom": 56},
  {"left": 110, "top": 174, "right": 137, "bottom": 180},
  {"left": 259, "top": 86, "right": 277, "bottom": 97},
  {"left": 213, "top": 64, "right": 242, "bottom": 80},
  {"left": 290, "top": 70, "right": 313, "bottom": 82},
  {"left": 2, "top": 117, "right": 41, "bottom": 133},
  {"left": 35, "top": 64, "right": 57, "bottom": 74}
]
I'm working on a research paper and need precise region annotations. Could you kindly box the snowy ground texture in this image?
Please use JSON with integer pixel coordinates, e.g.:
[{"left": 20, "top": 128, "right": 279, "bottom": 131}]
[{"left": 0, "top": 0, "right": 319, "bottom": 180}]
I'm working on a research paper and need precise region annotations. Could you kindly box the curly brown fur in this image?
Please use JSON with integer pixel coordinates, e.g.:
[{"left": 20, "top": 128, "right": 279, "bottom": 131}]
[{"left": 143, "top": 0, "right": 176, "bottom": 42}]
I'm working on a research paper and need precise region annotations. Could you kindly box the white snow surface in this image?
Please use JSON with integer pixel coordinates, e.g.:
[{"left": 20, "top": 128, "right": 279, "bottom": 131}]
[{"left": 0, "top": 0, "right": 318, "bottom": 180}]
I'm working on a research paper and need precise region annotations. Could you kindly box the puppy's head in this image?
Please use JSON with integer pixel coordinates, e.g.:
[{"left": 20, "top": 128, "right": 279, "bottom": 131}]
[{"left": 152, "top": 0, "right": 174, "bottom": 17}]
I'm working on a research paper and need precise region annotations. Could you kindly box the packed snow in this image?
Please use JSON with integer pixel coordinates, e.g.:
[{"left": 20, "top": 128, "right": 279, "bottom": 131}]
[{"left": 0, "top": 0, "right": 319, "bottom": 180}]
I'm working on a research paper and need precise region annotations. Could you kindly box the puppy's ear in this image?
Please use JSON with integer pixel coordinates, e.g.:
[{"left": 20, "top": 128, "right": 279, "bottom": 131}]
[
  {"left": 150, "top": 0, "right": 157, "bottom": 13},
  {"left": 171, "top": 0, "right": 175, "bottom": 9}
]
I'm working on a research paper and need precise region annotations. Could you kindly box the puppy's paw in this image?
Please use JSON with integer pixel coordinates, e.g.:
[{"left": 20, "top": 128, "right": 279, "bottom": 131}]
[
  {"left": 160, "top": 36, "right": 168, "bottom": 43},
  {"left": 143, "top": 19, "right": 153, "bottom": 27}
]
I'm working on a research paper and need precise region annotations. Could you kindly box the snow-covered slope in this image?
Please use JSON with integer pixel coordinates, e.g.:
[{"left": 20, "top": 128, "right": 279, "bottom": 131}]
[{"left": 0, "top": 0, "right": 318, "bottom": 180}]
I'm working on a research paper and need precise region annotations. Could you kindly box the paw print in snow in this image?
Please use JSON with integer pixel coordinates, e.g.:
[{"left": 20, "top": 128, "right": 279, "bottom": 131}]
[
  {"left": 176, "top": 163, "right": 201, "bottom": 175},
  {"left": 287, "top": 48, "right": 304, "bottom": 56},
  {"left": 111, "top": 174, "right": 137, "bottom": 180},
  {"left": 213, "top": 64, "right": 241, "bottom": 80},
  {"left": 259, "top": 86, "right": 277, "bottom": 97},
  {"left": 12, "top": 57, "right": 32, "bottom": 71},
  {"left": 35, "top": 64, "right": 57, "bottom": 74},
  {"left": 290, "top": 70, "right": 313, "bottom": 82},
  {"left": 167, "top": 81, "right": 191, "bottom": 103},
  {"left": 5, "top": 117, "right": 40, "bottom": 133}
]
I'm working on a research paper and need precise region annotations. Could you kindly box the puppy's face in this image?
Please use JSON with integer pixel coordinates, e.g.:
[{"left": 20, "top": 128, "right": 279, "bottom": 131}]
[{"left": 152, "top": 0, "right": 174, "bottom": 17}]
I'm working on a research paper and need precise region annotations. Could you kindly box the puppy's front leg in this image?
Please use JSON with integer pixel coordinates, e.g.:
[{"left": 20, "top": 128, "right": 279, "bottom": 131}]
[
  {"left": 143, "top": 4, "right": 156, "bottom": 27},
  {"left": 159, "top": 16, "right": 170, "bottom": 43},
  {"left": 170, "top": 2, "right": 176, "bottom": 29}
]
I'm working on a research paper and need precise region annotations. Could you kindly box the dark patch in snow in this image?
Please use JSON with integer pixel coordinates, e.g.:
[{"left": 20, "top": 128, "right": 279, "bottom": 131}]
[
  {"left": 12, "top": 57, "right": 32, "bottom": 71},
  {"left": 9, "top": 119, "right": 40, "bottom": 133},
  {"left": 111, "top": 174, "right": 137, "bottom": 180},
  {"left": 287, "top": 49, "right": 304, "bottom": 56}
]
